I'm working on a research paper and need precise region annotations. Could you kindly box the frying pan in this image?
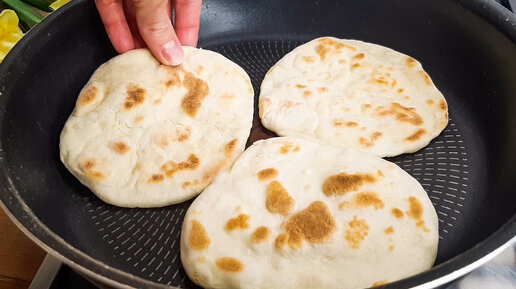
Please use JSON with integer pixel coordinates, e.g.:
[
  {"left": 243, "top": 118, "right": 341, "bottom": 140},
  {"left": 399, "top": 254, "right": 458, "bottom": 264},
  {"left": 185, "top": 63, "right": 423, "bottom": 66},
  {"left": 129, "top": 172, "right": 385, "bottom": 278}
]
[{"left": 0, "top": 0, "right": 515, "bottom": 288}]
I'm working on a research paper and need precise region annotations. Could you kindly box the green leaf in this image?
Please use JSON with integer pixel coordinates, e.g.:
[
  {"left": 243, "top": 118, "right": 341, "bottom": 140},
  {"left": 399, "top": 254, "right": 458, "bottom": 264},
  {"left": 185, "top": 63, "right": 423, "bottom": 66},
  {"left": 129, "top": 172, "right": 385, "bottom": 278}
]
[
  {"left": 20, "top": 0, "right": 52, "bottom": 12},
  {"left": 0, "top": 0, "right": 44, "bottom": 32}
]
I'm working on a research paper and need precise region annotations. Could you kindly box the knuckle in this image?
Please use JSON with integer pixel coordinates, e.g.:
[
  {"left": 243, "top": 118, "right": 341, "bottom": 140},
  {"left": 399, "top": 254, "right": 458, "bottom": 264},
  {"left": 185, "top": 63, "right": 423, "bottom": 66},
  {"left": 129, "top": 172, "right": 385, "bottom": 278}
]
[
  {"left": 133, "top": 0, "right": 164, "bottom": 8},
  {"left": 140, "top": 20, "right": 173, "bottom": 37}
]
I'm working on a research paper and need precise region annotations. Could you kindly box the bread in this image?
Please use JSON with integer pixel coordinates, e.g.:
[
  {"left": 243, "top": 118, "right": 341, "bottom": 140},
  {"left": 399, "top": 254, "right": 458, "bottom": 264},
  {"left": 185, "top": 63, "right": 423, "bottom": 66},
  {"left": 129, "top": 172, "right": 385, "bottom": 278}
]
[
  {"left": 60, "top": 48, "right": 254, "bottom": 207},
  {"left": 259, "top": 37, "right": 448, "bottom": 157},
  {"left": 181, "top": 137, "right": 438, "bottom": 289}
]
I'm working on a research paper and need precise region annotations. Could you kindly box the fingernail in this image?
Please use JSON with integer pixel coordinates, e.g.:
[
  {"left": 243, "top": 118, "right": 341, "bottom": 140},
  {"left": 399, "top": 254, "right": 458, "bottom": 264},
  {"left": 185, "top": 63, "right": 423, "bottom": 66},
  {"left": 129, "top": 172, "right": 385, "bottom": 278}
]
[{"left": 161, "top": 40, "right": 184, "bottom": 66}]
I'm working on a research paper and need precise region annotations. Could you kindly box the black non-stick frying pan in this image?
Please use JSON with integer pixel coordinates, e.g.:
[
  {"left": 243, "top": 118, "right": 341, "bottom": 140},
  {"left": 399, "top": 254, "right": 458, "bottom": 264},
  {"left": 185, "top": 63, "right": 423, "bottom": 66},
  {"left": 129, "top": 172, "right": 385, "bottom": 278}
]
[{"left": 0, "top": 0, "right": 515, "bottom": 288}]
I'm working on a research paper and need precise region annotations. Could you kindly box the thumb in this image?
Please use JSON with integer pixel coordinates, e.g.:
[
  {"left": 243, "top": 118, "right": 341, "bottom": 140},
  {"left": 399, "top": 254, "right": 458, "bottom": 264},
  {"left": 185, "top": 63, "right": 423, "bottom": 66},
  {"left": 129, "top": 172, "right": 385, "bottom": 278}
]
[{"left": 133, "top": 0, "right": 183, "bottom": 66}]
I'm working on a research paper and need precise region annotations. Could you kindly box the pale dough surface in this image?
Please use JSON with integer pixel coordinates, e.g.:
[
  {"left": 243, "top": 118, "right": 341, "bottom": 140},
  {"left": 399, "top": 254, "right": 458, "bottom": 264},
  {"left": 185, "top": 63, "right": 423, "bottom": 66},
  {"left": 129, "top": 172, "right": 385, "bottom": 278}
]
[
  {"left": 181, "top": 137, "right": 438, "bottom": 289},
  {"left": 259, "top": 37, "right": 448, "bottom": 157},
  {"left": 60, "top": 48, "right": 254, "bottom": 207}
]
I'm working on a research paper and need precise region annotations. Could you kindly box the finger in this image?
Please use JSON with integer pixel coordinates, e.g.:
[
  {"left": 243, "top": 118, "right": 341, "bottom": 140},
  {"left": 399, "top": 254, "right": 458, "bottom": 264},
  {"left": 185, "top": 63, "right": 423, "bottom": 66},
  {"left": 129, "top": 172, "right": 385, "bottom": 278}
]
[
  {"left": 133, "top": 0, "right": 183, "bottom": 66},
  {"left": 173, "top": 0, "right": 202, "bottom": 47},
  {"left": 122, "top": 0, "right": 145, "bottom": 49},
  {"left": 95, "top": 0, "right": 134, "bottom": 53}
]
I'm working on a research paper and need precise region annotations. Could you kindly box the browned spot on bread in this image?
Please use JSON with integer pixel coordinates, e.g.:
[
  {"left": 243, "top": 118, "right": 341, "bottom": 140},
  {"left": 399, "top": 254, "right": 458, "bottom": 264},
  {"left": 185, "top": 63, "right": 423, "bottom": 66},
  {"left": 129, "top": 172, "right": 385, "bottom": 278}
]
[
  {"left": 257, "top": 168, "right": 279, "bottom": 181},
  {"left": 353, "top": 53, "right": 365, "bottom": 60},
  {"left": 276, "top": 201, "right": 337, "bottom": 249},
  {"left": 124, "top": 84, "right": 146, "bottom": 110},
  {"left": 370, "top": 78, "right": 390, "bottom": 86},
  {"left": 363, "top": 104, "right": 372, "bottom": 109},
  {"left": 404, "top": 96, "right": 411, "bottom": 101},
  {"left": 80, "top": 158, "right": 106, "bottom": 180},
  {"left": 419, "top": 70, "right": 432, "bottom": 85},
  {"left": 339, "top": 59, "right": 347, "bottom": 64},
  {"left": 148, "top": 174, "right": 164, "bottom": 183},
  {"left": 251, "top": 226, "right": 271, "bottom": 243},
  {"left": 339, "top": 192, "right": 385, "bottom": 210},
  {"left": 427, "top": 99, "right": 435, "bottom": 106},
  {"left": 275, "top": 233, "right": 288, "bottom": 248},
  {"left": 304, "top": 90, "right": 313, "bottom": 97},
  {"left": 406, "top": 57, "right": 417, "bottom": 68},
  {"left": 372, "top": 131, "right": 383, "bottom": 140},
  {"left": 216, "top": 257, "right": 244, "bottom": 273},
  {"left": 377, "top": 102, "right": 423, "bottom": 126},
  {"left": 302, "top": 56, "right": 316, "bottom": 63},
  {"left": 323, "top": 172, "right": 376, "bottom": 196},
  {"left": 377, "top": 170, "right": 385, "bottom": 177},
  {"left": 392, "top": 208, "right": 404, "bottom": 218},
  {"left": 346, "top": 121, "right": 358, "bottom": 127},
  {"left": 161, "top": 154, "right": 200, "bottom": 178},
  {"left": 196, "top": 65, "right": 204, "bottom": 74},
  {"left": 407, "top": 196, "right": 423, "bottom": 219},
  {"left": 405, "top": 128, "right": 427, "bottom": 142},
  {"left": 316, "top": 38, "right": 356, "bottom": 61},
  {"left": 156, "top": 129, "right": 191, "bottom": 148},
  {"left": 78, "top": 86, "right": 99, "bottom": 107},
  {"left": 384, "top": 226, "right": 394, "bottom": 234},
  {"left": 182, "top": 181, "right": 192, "bottom": 188},
  {"left": 316, "top": 45, "right": 331, "bottom": 61},
  {"left": 258, "top": 98, "right": 272, "bottom": 119},
  {"left": 134, "top": 116, "right": 144, "bottom": 123},
  {"left": 156, "top": 135, "right": 171, "bottom": 148},
  {"left": 200, "top": 160, "right": 227, "bottom": 185},
  {"left": 405, "top": 197, "right": 431, "bottom": 232},
  {"left": 345, "top": 216, "right": 369, "bottom": 249},
  {"left": 112, "top": 142, "right": 130, "bottom": 154},
  {"left": 83, "top": 159, "right": 95, "bottom": 170},
  {"left": 181, "top": 72, "right": 209, "bottom": 117},
  {"left": 398, "top": 88, "right": 404, "bottom": 93},
  {"left": 163, "top": 65, "right": 182, "bottom": 88},
  {"left": 279, "top": 143, "right": 293, "bottom": 154},
  {"left": 225, "top": 139, "right": 238, "bottom": 157},
  {"left": 176, "top": 128, "right": 191, "bottom": 142},
  {"left": 318, "top": 37, "right": 356, "bottom": 50},
  {"left": 359, "top": 137, "right": 374, "bottom": 148},
  {"left": 89, "top": 172, "right": 105, "bottom": 179},
  {"left": 372, "top": 280, "right": 389, "bottom": 287},
  {"left": 293, "top": 145, "right": 300, "bottom": 152},
  {"left": 266, "top": 181, "right": 295, "bottom": 216},
  {"left": 333, "top": 120, "right": 344, "bottom": 127},
  {"left": 389, "top": 245, "right": 395, "bottom": 251},
  {"left": 391, "top": 79, "right": 398, "bottom": 87},
  {"left": 417, "top": 220, "right": 431, "bottom": 232},
  {"left": 189, "top": 220, "right": 210, "bottom": 250},
  {"left": 153, "top": 99, "right": 162, "bottom": 105},
  {"left": 225, "top": 214, "right": 250, "bottom": 231},
  {"left": 295, "top": 84, "right": 307, "bottom": 89},
  {"left": 318, "top": 87, "right": 329, "bottom": 93},
  {"left": 351, "top": 63, "right": 361, "bottom": 70},
  {"left": 439, "top": 99, "right": 447, "bottom": 111}
]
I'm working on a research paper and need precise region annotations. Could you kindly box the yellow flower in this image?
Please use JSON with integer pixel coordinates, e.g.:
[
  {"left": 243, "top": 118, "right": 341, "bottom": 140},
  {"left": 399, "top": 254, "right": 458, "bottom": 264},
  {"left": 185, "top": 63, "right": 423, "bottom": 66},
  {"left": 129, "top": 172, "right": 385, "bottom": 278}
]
[
  {"left": 50, "top": 0, "right": 71, "bottom": 10},
  {"left": 0, "top": 9, "right": 24, "bottom": 64}
]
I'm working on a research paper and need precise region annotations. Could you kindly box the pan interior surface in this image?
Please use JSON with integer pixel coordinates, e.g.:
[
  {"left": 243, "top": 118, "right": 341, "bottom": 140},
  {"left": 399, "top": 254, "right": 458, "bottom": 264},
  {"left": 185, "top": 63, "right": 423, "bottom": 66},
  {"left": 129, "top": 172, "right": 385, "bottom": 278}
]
[{"left": 0, "top": 0, "right": 515, "bottom": 288}]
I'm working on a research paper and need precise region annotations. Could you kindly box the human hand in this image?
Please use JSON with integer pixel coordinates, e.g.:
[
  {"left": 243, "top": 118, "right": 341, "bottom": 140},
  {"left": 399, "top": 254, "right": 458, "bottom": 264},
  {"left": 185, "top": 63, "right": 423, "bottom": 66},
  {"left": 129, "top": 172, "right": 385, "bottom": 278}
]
[{"left": 95, "top": 0, "right": 202, "bottom": 66}]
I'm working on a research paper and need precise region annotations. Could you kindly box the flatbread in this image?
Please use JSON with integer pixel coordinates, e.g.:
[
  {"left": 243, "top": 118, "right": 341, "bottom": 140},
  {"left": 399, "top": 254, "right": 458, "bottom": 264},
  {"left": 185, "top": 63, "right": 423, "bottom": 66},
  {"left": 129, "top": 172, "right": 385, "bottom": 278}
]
[
  {"left": 60, "top": 48, "right": 254, "bottom": 207},
  {"left": 180, "top": 137, "right": 438, "bottom": 289},
  {"left": 259, "top": 37, "right": 448, "bottom": 157}
]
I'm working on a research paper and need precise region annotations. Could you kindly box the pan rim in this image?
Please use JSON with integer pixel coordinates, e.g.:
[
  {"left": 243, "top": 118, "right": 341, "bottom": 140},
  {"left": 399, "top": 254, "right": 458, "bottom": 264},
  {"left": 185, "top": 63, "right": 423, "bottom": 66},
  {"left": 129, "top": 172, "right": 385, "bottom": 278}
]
[{"left": 0, "top": 0, "right": 515, "bottom": 288}]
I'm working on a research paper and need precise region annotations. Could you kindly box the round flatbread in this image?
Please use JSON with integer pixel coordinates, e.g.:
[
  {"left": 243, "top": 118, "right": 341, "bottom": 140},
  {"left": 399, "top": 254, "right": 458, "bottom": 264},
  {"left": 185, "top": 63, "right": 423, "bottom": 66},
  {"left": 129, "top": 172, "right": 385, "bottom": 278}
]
[
  {"left": 60, "top": 48, "right": 254, "bottom": 207},
  {"left": 259, "top": 37, "right": 448, "bottom": 157},
  {"left": 180, "top": 137, "right": 438, "bottom": 289}
]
